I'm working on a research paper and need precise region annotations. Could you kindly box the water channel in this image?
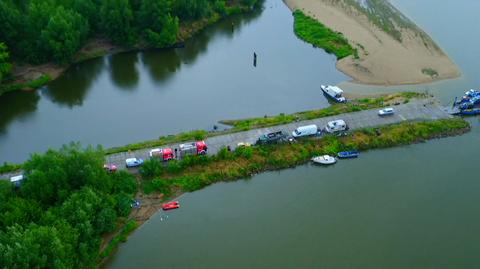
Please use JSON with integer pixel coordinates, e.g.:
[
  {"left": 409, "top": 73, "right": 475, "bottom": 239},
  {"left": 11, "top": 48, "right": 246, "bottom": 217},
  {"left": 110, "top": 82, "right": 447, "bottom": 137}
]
[{"left": 1, "top": 0, "right": 479, "bottom": 267}]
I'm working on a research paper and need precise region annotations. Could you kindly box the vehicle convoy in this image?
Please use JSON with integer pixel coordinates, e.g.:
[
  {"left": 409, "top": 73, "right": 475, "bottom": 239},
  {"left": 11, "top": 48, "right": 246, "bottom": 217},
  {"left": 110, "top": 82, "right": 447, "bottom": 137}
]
[
  {"left": 292, "top": 124, "right": 319, "bottom": 138},
  {"left": 149, "top": 148, "right": 174, "bottom": 161},
  {"left": 378, "top": 107, "right": 395, "bottom": 116},
  {"left": 125, "top": 158, "right": 144, "bottom": 168},
  {"left": 179, "top": 141, "right": 208, "bottom": 157},
  {"left": 321, "top": 85, "right": 346, "bottom": 103},
  {"left": 256, "top": 131, "right": 288, "bottom": 145},
  {"left": 325, "top": 120, "right": 348, "bottom": 133}
]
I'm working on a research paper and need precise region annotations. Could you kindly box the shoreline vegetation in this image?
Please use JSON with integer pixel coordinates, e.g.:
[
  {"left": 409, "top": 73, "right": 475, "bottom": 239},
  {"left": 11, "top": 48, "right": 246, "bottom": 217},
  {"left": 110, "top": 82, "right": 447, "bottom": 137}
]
[
  {"left": 0, "top": 0, "right": 261, "bottom": 97},
  {"left": 293, "top": 10, "right": 357, "bottom": 60},
  {"left": 5, "top": 117, "right": 470, "bottom": 268},
  {"left": 0, "top": 102, "right": 470, "bottom": 267},
  {"left": 284, "top": 0, "right": 460, "bottom": 85},
  {"left": 0, "top": 92, "right": 427, "bottom": 174}
]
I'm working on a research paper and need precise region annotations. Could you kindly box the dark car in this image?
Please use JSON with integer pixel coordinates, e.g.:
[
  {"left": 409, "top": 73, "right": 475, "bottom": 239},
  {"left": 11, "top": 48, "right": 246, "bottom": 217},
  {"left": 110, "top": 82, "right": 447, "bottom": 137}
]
[{"left": 256, "top": 131, "right": 288, "bottom": 145}]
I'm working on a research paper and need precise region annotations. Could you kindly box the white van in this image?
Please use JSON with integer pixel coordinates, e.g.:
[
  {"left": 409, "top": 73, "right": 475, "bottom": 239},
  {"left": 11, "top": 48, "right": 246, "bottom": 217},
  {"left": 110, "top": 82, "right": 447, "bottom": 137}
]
[
  {"left": 292, "top": 124, "right": 319, "bottom": 138},
  {"left": 325, "top": 120, "right": 348, "bottom": 133}
]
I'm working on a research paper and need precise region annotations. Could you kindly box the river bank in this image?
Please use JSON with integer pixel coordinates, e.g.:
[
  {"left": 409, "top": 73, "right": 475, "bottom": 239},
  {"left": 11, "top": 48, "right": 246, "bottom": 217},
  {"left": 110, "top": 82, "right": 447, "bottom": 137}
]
[
  {"left": 99, "top": 117, "right": 470, "bottom": 266},
  {"left": 0, "top": 4, "right": 257, "bottom": 97},
  {"left": 283, "top": 0, "right": 460, "bottom": 85}
]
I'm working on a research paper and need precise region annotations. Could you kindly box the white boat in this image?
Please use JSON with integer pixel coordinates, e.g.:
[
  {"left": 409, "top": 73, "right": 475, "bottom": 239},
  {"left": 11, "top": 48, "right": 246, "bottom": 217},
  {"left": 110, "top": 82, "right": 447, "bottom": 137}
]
[
  {"left": 311, "top": 155, "right": 337, "bottom": 165},
  {"left": 321, "top": 85, "right": 346, "bottom": 103}
]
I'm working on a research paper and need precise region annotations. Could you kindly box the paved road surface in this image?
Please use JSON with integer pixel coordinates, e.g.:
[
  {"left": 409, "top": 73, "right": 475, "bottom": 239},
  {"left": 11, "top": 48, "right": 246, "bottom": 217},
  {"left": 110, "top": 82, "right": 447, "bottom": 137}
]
[{"left": 1, "top": 99, "right": 451, "bottom": 180}]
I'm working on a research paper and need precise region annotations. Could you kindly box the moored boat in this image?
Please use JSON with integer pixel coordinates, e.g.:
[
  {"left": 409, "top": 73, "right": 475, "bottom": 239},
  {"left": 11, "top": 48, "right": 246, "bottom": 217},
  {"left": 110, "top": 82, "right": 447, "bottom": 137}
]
[
  {"left": 311, "top": 155, "right": 337, "bottom": 165},
  {"left": 321, "top": 85, "right": 346, "bottom": 103},
  {"left": 162, "top": 201, "right": 180, "bottom": 211},
  {"left": 337, "top": 150, "right": 359, "bottom": 159}
]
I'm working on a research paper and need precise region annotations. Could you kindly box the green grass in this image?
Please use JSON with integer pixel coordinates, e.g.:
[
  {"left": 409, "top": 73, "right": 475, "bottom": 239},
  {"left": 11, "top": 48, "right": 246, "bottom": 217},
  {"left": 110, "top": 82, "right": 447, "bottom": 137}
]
[
  {"left": 140, "top": 118, "right": 470, "bottom": 196},
  {"left": 105, "top": 130, "right": 209, "bottom": 155},
  {"left": 0, "top": 75, "right": 51, "bottom": 96},
  {"left": 221, "top": 92, "right": 427, "bottom": 130},
  {"left": 422, "top": 68, "right": 439, "bottom": 78},
  {"left": 293, "top": 10, "right": 358, "bottom": 59},
  {"left": 0, "top": 162, "right": 23, "bottom": 174},
  {"left": 105, "top": 92, "right": 425, "bottom": 155}
]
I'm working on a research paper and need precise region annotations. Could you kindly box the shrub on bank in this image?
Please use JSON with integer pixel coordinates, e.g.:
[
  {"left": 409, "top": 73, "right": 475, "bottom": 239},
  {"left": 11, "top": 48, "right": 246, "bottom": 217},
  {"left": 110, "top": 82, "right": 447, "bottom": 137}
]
[{"left": 141, "top": 118, "right": 470, "bottom": 196}]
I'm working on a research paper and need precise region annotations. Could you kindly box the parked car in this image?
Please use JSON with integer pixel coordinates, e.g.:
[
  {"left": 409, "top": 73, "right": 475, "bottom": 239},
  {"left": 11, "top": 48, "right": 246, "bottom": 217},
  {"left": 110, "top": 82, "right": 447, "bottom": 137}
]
[
  {"left": 256, "top": 131, "right": 287, "bottom": 145},
  {"left": 378, "top": 107, "right": 395, "bottom": 116},
  {"left": 125, "top": 158, "right": 144, "bottom": 168},
  {"left": 103, "top": 164, "right": 117, "bottom": 172},
  {"left": 325, "top": 120, "right": 348, "bottom": 133},
  {"left": 237, "top": 142, "right": 252, "bottom": 147},
  {"left": 292, "top": 124, "right": 319, "bottom": 138},
  {"left": 10, "top": 174, "right": 25, "bottom": 188}
]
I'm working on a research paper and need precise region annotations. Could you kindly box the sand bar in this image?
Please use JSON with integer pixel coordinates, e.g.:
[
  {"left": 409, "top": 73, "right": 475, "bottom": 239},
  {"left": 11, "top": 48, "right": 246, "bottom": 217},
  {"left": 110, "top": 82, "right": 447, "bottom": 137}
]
[{"left": 284, "top": 0, "right": 461, "bottom": 85}]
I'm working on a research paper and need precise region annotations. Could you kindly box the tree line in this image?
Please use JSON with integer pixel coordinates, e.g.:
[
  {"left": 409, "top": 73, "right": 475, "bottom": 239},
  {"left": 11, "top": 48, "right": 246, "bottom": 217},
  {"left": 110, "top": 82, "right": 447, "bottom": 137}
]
[
  {"left": 0, "top": 0, "right": 259, "bottom": 74},
  {"left": 0, "top": 143, "right": 137, "bottom": 268}
]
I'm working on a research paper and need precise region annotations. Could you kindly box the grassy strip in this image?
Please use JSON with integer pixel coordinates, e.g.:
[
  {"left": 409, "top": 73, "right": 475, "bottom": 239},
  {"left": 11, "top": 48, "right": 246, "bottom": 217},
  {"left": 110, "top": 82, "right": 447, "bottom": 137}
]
[
  {"left": 105, "top": 130, "right": 209, "bottom": 155},
  {"left": 220, "top": 92, "right": 427, "bottom": 130},
  {"left": 98, "top": 220, "right": 138, "bottom": 260},
  {"left": 0, "top": 162, "right": 23, "bottom": 174},
  {"left": 106, "top": 92, "right": 425, "bottom": 154},
  {"left": 293, "top": 10, "right": 357, "bottom": 59},
  {"left": 141, "top": 118, "right": 470, "bottom": 194},
  {"left": 0, "top": 75, "right": 51, "bottom": 96}
]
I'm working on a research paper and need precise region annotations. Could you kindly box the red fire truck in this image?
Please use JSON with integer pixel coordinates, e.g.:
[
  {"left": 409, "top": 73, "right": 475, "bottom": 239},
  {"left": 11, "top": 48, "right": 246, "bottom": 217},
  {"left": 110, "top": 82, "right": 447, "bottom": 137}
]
[
  {"left": 179, "top": 141, "right": 208, "bottom": 157},
  {"left": 149, "top": 148, "right": 174, "bottom": 161}
]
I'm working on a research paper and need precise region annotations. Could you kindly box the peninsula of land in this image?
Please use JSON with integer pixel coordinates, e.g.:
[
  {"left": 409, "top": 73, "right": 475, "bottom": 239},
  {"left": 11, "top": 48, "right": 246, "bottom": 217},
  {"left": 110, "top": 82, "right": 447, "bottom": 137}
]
[{"left": 284, "top": 0, "right": 460, "bottom": 85}]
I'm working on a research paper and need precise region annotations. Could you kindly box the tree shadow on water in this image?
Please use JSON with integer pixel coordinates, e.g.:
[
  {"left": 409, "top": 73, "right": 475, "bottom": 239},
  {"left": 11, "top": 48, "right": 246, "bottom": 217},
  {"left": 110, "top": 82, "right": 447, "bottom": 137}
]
[
  {"left": 108, "top": 52, "right": 140, "bottom": 91},
  {"left": 43, "top": 57, "right": 105, "bottom": 108},
  {"left": 0, "top": 91, "right": 40, "bottom": 134}
]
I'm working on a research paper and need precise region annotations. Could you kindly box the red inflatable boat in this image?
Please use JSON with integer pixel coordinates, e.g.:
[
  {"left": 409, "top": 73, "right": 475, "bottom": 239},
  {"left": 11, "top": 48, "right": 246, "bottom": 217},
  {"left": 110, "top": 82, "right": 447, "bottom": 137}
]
[{"left": 162, "top": 201, "right": 180, "bottom": 211}]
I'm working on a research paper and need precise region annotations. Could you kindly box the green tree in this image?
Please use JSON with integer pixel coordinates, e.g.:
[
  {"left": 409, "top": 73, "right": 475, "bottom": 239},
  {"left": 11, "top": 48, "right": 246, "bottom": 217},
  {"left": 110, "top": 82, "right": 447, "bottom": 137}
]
[
  {"left": 25, "top": 0, "right": 56, "bottom": 63},
  {"left": 0, "top": 1, "right": 26, "bottom": 58},
  {"left": 173, "top": 0, "right": 210, "bottom": 20},
  {"left": 100, "top": 0, "right": 135, "bottom": 45},
  {"left": 0, "top": 224, "right": 76, "bottom": 269},
  {"left": 139, "top": 0, "right": 179, "bottom": 47},
  {"left": 41, "top": 7, "right": 89, "bottom": 63},
  {"left": 0, "top": 42, "right": 12, "bottom": 83}
]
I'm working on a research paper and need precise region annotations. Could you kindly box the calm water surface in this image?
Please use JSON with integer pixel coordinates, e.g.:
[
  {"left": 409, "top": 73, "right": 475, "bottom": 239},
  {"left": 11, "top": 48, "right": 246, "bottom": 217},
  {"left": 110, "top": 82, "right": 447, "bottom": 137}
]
[
  {"left": 104, "top": 0, "right": 480, "bottom": 268},
  {"left": 0, "top": 0, "right": 348, "bottom": 163},
  {"left": 1, "top": 0, "right": 479, "bottom": 267}
]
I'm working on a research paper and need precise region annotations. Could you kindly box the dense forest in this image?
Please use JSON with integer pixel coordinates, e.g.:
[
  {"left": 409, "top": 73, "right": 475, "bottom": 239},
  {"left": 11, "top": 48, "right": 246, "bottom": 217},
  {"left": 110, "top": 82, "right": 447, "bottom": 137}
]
[
  {"left": 0, "top": 0, "right": 259, "bottom": 84},
  {"left": 0, "top": 144, "right": 138, "bottom": 268}
]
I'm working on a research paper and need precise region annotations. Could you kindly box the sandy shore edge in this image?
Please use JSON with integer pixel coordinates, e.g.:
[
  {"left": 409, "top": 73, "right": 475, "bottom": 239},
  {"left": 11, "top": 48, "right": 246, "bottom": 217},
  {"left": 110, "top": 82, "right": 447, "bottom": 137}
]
[{"left": 284, "top": 0, "right": 461, "bottom": 85}]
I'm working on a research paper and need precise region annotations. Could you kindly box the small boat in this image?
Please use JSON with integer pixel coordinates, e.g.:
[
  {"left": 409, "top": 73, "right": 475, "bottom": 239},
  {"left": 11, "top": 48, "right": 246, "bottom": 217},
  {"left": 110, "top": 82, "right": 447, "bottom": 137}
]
[
  {"left": 311, "top": 155, "right": 337, "bottom": 165},
  {"left": 460, "top": 108, "right": 480, "bottom": 116},
  {"left": 162, "top": 201, "right": 180, "bottom": 211},
  {"left": 337, "top": 150, "right": 359, "bottom": 159},
  {"left": 321, "top": 85, "right": 346, "bottom": 103}
]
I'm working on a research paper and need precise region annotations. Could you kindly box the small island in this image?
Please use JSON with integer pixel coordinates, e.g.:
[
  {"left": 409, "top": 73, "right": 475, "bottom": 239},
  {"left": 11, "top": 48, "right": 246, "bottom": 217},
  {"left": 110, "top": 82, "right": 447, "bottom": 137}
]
[{"left": 285, "top": 0, "right": 460, "bottom": 85}]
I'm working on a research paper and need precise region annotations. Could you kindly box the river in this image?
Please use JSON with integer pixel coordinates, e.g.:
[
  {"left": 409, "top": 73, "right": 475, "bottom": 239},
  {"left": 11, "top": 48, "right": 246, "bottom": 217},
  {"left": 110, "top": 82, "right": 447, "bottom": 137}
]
[
  {"left": 103, "top": 0, "right": 480, "bottom": 268},
  {"left": 2, "top": 0, "right": 480, "bottom": 267},
  {"left": 0, "top": 0, "right": 349, "bottom": 163}
]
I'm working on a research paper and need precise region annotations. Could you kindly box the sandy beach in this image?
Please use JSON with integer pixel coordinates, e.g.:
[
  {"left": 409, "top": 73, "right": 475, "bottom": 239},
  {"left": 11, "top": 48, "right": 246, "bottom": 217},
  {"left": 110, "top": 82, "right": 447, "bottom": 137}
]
[{"left": 284, "top": 0, "right": 461, "bottom": 85}]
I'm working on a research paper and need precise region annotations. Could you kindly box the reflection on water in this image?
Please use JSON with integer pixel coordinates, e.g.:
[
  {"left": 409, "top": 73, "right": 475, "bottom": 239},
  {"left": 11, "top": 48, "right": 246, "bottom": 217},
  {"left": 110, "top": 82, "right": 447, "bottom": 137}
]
[
  {"left": 43, "top": 58, "right": 105, "bottom": 107},
  {"left": 0, "top": 91, "right": 39, "bottom": 134},
  {"left": 109, "top": 53, "right": 140, "bottom": 90},
  {"left": 140, "top": 50, "right": 181, "bottom": 85},
  {"left": 0, "top": 0, "right": 348, "bottom": 163}
]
